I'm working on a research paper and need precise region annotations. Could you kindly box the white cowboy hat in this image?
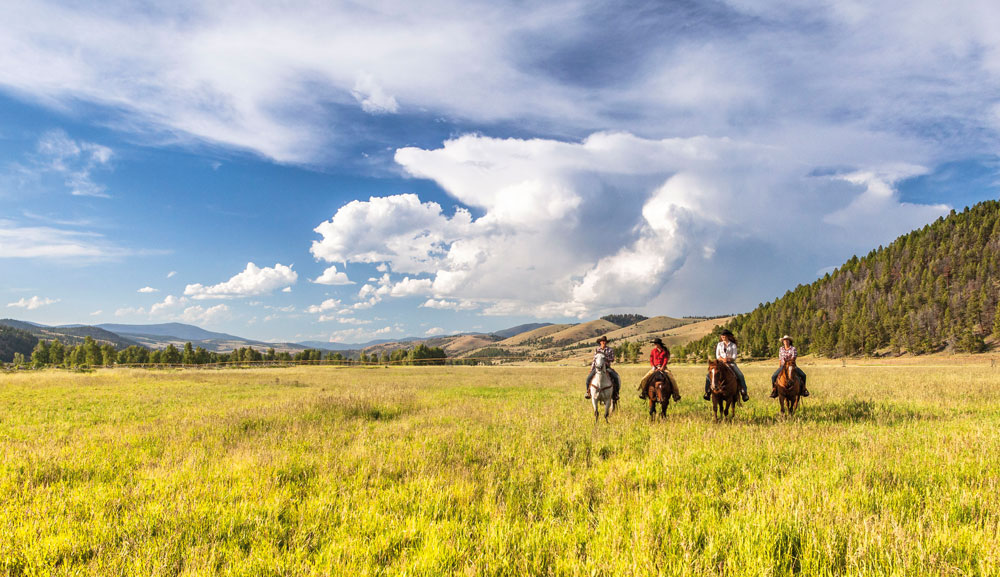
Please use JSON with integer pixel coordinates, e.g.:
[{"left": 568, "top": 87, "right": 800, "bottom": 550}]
[{"left": 779, "top": 335, "right": 792, "bottom": 342}]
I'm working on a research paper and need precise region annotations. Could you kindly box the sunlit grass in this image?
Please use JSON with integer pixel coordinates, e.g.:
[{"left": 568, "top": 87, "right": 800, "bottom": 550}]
[{"left": 1, "top": 363, "right": 998, "bottom": 575}]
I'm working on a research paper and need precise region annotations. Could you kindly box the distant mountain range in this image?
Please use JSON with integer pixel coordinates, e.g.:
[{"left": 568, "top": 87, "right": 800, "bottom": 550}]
[
  {"left": 96, "top": 323, "right": 244, "bottom": 342},
  {"left": 0, "top": 319, "right": 562, "bottom": 356},
  {"left": 1, "top": 313, "right": 733, "bottom": 364}
]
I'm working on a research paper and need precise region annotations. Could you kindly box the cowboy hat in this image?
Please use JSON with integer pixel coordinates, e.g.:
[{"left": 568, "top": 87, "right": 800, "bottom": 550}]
[
  {"left": 779, "top": 335, "right": 792, "bottom": 343},
  {"left": 720, "top": 329, "right": 735, "bottom": 338},
  {"left": 597, "top": 335, "right": 608, "bottom": 344},
  {"left": 651, "top": 337, "right": 665, "bottom": 346}
]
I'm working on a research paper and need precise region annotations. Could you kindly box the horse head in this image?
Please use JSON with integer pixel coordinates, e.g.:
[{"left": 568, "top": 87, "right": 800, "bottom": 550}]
[
  {"left": 649, "top": 370, "right": 668, "bottom": 401},
  {"left": 708, "top": 360, "right": 732, "bottom": 393},
  {"left": 785, "top": 359, "right": 796, "bottom": 383},
  {"left": 593, "top": 352, "right": 607, "bottom": 372}
]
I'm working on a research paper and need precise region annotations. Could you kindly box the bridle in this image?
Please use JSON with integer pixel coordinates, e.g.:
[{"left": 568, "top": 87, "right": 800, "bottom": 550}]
[{"left": 590, "top": 353, "right": 614, "bottom": 393}]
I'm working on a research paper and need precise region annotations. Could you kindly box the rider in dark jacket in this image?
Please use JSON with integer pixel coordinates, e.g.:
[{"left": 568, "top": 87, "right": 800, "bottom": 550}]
[{"left": 585, "top": 336, "right": 621, "bottom": 400}]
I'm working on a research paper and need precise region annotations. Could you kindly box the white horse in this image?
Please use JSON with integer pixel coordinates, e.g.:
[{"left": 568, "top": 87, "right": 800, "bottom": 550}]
[{"left": 589, "top": 352, "right": 616, "bottom": 423}]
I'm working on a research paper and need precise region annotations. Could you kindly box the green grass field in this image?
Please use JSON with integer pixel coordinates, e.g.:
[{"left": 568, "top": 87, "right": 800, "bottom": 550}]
[{"left": 2, "top": 362, "right": 999, "bottom": 576}]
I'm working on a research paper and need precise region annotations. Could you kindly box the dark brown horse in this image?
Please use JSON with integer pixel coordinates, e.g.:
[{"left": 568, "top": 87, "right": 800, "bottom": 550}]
[
  {"left": 645, "top": 370, "right": 672, "bottom": 420},
  {"left": 774, "top": 359, "right": 803, "bottom": 416},
  {"left": 707, "top": 360, "right": 740, "bottom": 420}
]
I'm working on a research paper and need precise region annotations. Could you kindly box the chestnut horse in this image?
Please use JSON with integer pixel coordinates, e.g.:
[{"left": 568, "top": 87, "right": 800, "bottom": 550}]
[
  {"left": 645, "top": 370, "right": 672, "bottom": 420},
  {"left": 774, "top": 359, "right": 803, "bottom": 416},
  {"left": 707, "top": 360, "right": 740, "bottom": 420}
]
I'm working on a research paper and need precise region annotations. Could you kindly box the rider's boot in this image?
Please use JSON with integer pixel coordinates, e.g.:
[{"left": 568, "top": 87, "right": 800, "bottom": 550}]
[
  {"left": 703, "top": 379, "right": 711, "bottom": 401},
  {"left": 671, "top": 379, "right": 681, "bottom": 402},
  {"left": 638, "top": 382, "right": 647, "bottom": 400},
  {"left": 769, "top": 380, "right": 779, "bottom": 398},
  {"left": 800, "top": 377, "right": 810, "bottom": 397},
  {"left": 740, "top": 387, "right": 750, "bottom": 402}
]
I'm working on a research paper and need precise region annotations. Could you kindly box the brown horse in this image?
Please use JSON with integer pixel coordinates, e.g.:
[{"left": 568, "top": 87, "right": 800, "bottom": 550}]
[
  {"left": 774, "top": 359, "right": 803, "bottom": 416},
  {"left": 707, "top": 360, "right": 740, "bottom": 420},
  {"left": 645, "top": 370, "right": 672, "bottom": 420}
]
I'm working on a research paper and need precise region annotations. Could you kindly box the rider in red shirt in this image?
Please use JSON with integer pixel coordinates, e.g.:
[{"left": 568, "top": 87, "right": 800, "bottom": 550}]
[{"left": 638, "top": 337, "right": 680, "bottom": 401}]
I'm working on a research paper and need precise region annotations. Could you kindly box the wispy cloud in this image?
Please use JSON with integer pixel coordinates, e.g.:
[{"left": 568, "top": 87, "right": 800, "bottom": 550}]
[
  {"left": 0, "top": 219, "right": 126, "bottom": 261},
  {"left": 35, "top": 130, "right": 114, "bottom": 198},
  {"left": 7, "top": 295, "right": 60, "bottom": 310},
  {"left": 4, "top": 2, "right": 999, "bottom": 164}
]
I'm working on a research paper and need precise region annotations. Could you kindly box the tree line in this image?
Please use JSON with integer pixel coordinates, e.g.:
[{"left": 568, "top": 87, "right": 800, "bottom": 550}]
[
  {"left": 9, "top": 336, "right": 447, "bottom": 368},
  {"left": 675, "top": 200, "right": 1000, "bottom": 360}
]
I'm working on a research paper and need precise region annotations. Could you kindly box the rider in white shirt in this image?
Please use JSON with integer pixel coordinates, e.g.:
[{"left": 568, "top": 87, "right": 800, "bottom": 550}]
[{"left": 703, "top": 330, "right": 749, "bottom": 402}]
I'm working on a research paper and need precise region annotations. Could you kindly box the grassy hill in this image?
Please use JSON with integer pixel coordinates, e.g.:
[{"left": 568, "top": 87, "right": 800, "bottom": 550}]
[
  {"left": 535, "top": 319, "right": 621, "bottom": 347},
  {"left": 679, "top": 200, "right": 1000, "bottom": 359},
  {"left": 498, "top": 324, "right": 575, "bottom": 346},
  {"left": 0, "top": 319, "right": 138, "bottom": 349}
]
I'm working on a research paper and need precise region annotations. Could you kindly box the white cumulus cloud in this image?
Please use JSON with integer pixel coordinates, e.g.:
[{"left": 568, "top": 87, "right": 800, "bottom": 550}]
[
  {"left": 312, "top": 264, "right": 354, "bottom": 285},
  {"left": 313, "top": 131, "right": 952, "bottom": 316},
  {"left": 421, "top": 298, "right": 479, "bottom": 311},
  {"left": 138, "top": 286, "right": 159, "bottom": 293},
  {"left": 184, "top": 262, "right": 297, "bottom": 299},
  {"left": 306, "top": 298, "right": 341, "bottom": 314},
  {"left": 180, "top": 304, "right": 230, "bottom": 325}
]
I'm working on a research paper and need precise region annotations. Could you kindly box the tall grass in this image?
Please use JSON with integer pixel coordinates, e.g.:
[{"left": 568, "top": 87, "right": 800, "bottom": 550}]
[{"left": 1, "top": 363, "right": 998, "bottom": 575}]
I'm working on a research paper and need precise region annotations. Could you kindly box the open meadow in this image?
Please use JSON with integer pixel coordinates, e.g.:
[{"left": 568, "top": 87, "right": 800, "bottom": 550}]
[{"left": 1, "top": 360, "right": 999, "bottom": 576}]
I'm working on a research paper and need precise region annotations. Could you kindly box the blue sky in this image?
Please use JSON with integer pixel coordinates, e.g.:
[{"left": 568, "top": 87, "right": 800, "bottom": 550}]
[{"left": 2, "top": 1, "right": 999, "bottom": 344}]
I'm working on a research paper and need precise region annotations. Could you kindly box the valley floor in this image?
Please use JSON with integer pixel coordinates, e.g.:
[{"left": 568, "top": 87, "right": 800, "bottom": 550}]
[{"left": 1, "top": 364, "right": 998, "bottom": 575}]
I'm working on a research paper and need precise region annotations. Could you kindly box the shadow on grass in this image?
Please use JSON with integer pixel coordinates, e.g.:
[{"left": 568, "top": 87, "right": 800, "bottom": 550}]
[{"left": 307, "top": 395, "right": 413, "bottom": 422}]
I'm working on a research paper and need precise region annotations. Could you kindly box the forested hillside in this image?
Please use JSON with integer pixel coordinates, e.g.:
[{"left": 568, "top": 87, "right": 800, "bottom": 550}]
[
  {"left": 0, "top": 325, "right": 38, "bottom": 363},
  {"left": 678, "top": 200, "right": 1000, "bottom": 359}
]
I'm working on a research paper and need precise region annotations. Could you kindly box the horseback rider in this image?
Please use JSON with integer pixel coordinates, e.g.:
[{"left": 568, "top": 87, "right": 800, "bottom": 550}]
[
  {"left": 585, "top": 336, "right": 621, "bottom": 401},
  {"left": 638, "top": 337, "right": 680, "bottom": 401},
  {"left": 770, "top": 335, "right": 809, "bottom": 397},
  {"left": 703, "top": 329, "right": 749, "bottom": 402}
]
